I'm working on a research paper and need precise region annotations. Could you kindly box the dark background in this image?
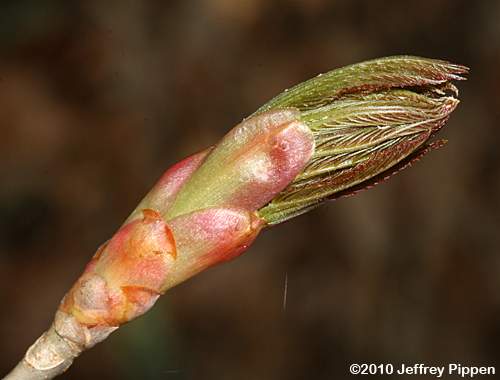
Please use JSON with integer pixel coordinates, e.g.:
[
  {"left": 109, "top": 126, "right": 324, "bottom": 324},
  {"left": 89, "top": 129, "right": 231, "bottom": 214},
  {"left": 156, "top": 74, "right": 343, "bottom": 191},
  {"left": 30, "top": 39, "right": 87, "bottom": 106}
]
[{"left": 1, "top": 1, "right": 499, "bottom": 379}]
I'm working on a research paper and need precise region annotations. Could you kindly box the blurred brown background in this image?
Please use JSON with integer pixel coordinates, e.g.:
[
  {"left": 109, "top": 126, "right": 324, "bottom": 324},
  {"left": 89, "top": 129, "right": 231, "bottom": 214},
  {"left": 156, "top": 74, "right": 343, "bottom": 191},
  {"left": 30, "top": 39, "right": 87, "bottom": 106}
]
[{"left": 1, "top": 1, "right": 499, "bottom": 379}]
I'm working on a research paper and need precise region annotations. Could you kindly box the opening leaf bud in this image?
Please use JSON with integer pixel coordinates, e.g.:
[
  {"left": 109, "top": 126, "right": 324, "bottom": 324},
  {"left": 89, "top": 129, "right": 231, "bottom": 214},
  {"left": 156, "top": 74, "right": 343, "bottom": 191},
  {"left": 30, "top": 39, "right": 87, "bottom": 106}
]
[{"left": 256, "top": 56, "right": 468, "bottom": 224}]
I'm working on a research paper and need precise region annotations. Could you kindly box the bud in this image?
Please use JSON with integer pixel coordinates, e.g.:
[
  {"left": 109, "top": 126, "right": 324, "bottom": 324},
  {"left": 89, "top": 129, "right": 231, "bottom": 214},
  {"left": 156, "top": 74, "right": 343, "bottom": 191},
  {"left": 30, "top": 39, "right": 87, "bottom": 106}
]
[
  {"left": 60, "top": 56, "right": 468, "bottom": 328},
  {"left": 57, "top": 110, "right": 311, "bottom": 329},
  {"left": 58, "top": 56, "right": 468, "bottom": 328},
  {"left": 257, "top": 56, "right": 468, "bottom": 224},
  {"left": 5, "top": 56, "right": 468, "bottom": 380}
]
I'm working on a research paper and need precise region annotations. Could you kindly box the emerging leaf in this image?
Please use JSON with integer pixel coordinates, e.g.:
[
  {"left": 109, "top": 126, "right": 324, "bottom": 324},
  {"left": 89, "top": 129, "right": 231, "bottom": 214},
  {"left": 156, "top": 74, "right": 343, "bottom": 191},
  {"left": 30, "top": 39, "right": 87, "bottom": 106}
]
[{"left": 257, "top": 56, "right": 468, "bottom": 224}]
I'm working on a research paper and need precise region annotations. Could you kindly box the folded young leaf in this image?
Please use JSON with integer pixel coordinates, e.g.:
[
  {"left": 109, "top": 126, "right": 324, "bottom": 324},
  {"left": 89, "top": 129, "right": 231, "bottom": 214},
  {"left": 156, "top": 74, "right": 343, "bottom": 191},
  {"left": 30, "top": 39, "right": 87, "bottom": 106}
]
[
  {"left": 254, "top": 55, "right": 467, "bottom": 113},
  {"left": 257, "top": 56, "right": 468, "bottom": 224}
]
